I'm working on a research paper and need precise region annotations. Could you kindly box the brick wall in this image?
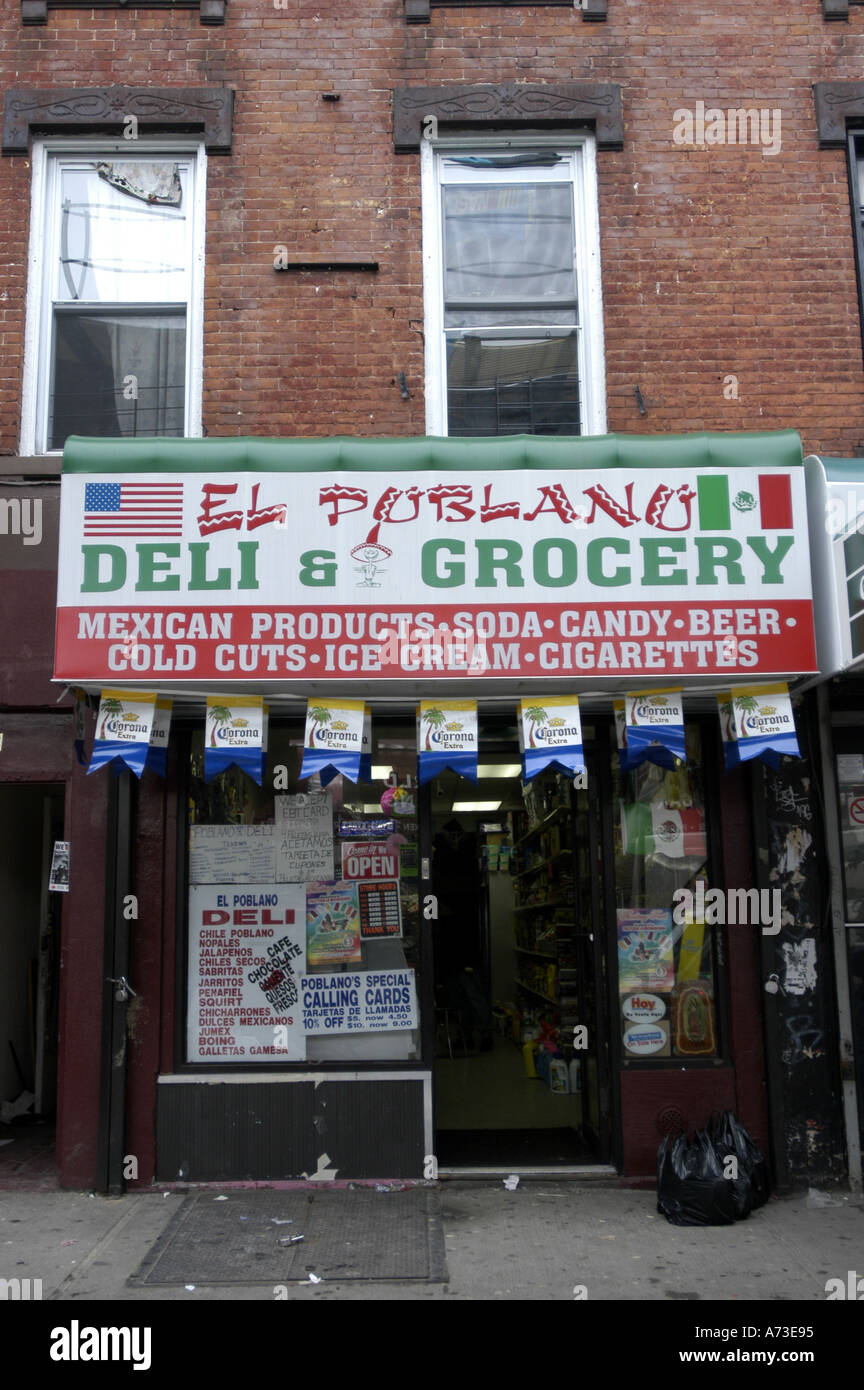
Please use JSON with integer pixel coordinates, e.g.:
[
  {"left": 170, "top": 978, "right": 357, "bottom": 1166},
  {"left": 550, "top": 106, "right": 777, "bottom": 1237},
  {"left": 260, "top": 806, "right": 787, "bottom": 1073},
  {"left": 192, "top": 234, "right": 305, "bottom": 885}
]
[{"left": 3, "top": 3, "right": 864, "bottom": 455}]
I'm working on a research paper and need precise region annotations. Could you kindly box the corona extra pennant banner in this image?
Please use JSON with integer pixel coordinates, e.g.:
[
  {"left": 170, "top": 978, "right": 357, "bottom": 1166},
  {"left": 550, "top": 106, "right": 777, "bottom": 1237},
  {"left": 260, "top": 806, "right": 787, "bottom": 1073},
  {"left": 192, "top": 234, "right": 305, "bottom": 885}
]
[
  {"left": 720, "top": 682, "right": 800, "bottom": 770},
  {"left": 205, "top": 694, "right": 264, "bottom": 784},
  {"left": 360, "top": 704, "right": 372, "bottom": 784},
  {"left": 88, "top": 689, "right": 157, "bottom": 778},
  {"left": 417, "top": 698, "right": 478, "bottom": 785},
  {"left": 301, "top": 697, "right": 365, "bottom": 784},
  {"left": 519, "top": 696, "right": 586, "bottom": 781},
  {"left": 144, "top": 697, "right": 173, "bottom": 777},
  {"left": 622, "top": 688, "right": 686, "bottom": 772}
]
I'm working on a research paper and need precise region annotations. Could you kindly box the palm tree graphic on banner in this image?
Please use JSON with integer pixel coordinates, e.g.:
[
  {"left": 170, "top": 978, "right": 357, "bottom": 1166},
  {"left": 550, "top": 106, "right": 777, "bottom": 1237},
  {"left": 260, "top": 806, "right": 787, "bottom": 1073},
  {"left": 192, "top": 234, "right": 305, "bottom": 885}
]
[
  {"left": 423, "top": 707, "right": 446, "bottom": 750},
  {"left": 208, "top": 706, "right": 233, "bottom": 746},
  {"left": 734, "top": 693, "right": 760, "bottom": 737},
  {"left": 98, "top": 697, "right": 123, "bottom": 740},
  {"left": 307, "top": 706, "right": 332, "bottom": 747},
  {"left": 524, "top": 705, "right": 549, "bottom": 749}
]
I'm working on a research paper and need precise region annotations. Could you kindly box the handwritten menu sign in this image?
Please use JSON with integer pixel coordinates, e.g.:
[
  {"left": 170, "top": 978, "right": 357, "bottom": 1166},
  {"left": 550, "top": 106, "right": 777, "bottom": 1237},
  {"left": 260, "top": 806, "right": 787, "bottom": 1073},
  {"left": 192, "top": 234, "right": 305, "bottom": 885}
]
[
  {"left": 357, "top": 880, "right": 402, "bottom": 940},
  {"left": 189, "top": 824, "right": 275, "bottom": 884},
  {"left": 275, "top": 791, "right": 334, "bottom": 882},
  {"left": 186, "top": 883, "right": 306, "bottom": 1062}
]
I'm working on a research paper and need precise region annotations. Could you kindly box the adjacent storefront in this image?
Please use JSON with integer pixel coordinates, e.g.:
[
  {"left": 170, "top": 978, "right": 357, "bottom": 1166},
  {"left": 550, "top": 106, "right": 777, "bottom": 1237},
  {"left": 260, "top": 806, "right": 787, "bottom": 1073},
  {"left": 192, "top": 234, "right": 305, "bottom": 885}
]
[{"left": 54, "top": 430, "right": 828, "bottom": 1182}]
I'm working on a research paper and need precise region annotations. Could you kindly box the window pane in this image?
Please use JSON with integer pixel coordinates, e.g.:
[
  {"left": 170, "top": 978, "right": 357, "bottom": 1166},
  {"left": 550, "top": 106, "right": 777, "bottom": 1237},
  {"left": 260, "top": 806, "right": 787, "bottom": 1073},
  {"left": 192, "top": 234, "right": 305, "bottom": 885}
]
[
  {"left": 186, "top": 724, "right": 422, "bottom": 1066},
  {"left": 610, "top": 724, "right": 720, "bottom": 1060},
  {"left": 836, "top": 752, "right": 864, "bottom": 922},
  {"left": 446, "top": 332, "right": 580, "bottom": 436},
  {"left": 55, "top": 163, "right": 189, "bottom": 303},
  {"left": 49, "top": 311, "right": 185, "bottom": 448},
  {"left": 442, "top": 184, "right": 577, "bottom": 309}
]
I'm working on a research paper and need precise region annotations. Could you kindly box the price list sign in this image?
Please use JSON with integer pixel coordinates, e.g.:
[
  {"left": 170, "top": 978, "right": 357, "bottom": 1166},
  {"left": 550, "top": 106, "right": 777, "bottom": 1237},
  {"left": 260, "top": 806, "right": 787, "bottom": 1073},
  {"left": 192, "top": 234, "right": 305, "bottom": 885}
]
[{"left": 357, "top": 880, "right": 402, "bottom": 940}]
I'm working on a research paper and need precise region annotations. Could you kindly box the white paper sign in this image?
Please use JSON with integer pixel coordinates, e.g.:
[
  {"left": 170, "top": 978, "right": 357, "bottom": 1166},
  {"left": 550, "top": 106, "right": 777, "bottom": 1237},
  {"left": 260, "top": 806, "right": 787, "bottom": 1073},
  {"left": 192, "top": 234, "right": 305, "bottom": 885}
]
[
  {"left": 187, "top": 883, "right": 306, "bottom": 1062},
  {"left": 301, "top": 969, "right": 418, "bottom": 1035},
  {"left": 189, "top": 823, "right": 275, "bottom": 883},
  {"left": 275, "top": 791, "right": 334, "bottom": 882}
]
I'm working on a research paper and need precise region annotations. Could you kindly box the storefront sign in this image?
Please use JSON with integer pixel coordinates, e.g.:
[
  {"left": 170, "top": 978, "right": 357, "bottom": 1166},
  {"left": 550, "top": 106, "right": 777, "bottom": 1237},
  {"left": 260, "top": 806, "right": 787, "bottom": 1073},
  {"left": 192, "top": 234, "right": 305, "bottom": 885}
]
[
  {"left": 301, "top": 970, "right": 418, "bottom": 1034},
  {"left": 519, "top": 695, "right": 586, "bottom": 780},
  {"left": 55, "top": 433, "right": 817, "bottom": 687},
  {"left": 88, "top": 688, "right": 157, "bottom": 778},
  {"left": 275, "top": 791, "right": 334, "bottom": 881},
  {"left": 301, "top": 696, "right": 366, "bottom": 783},
  {"left": 204, "top": 694, "right": 264, "bottom": 784},
  {"left": 417, "top": 698, "right": 478, "bottom": 784},
  {"left": 187, "top": 884, "right": 306, "bottom": 1062}
]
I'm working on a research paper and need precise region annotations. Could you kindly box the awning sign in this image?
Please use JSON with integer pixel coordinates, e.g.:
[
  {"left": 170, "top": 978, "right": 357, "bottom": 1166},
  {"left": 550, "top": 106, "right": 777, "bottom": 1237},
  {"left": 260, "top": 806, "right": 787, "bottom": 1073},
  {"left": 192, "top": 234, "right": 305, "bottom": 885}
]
[
  {"left": 621, "top": 688, "right": 686, "bottom": 771},
  {"left": 55, "top": 432, "right": 816, "bottom": 686},
  {"left": 718, "top": 682, "right": 800, "bottom": 770},
  {"left": 417, "top": 698, "right": 478, "bottom": 785},
  {"left": 301, "top": 697, "right": 366, "bottom": 784},
  {"left": 145, "top": 697, "right": 172, "bottom": 777},
  {"left": 519, "top": 695, "right": 585, "bottom": 780},
  {"left": 204, "top": 695, "right": 264, "bottom": 784},
  {"left": 88, "top": 688, "right": 157, "bottom": 778}
]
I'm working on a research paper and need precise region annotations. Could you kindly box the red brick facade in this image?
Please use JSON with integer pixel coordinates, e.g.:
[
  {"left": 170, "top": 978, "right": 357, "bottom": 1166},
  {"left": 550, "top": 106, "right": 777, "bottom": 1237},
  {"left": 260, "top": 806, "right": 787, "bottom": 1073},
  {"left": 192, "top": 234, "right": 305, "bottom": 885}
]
[{"left": 2, "top": 3, "right": 864, "bottom": 454}]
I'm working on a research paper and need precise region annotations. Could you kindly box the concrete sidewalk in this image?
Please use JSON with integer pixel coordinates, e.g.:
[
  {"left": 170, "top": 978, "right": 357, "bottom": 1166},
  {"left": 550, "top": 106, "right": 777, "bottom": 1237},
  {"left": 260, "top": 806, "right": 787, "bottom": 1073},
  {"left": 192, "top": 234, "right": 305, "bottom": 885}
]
[{"left": 2, "top": 1182, "right": 862, "bottom": 1301}]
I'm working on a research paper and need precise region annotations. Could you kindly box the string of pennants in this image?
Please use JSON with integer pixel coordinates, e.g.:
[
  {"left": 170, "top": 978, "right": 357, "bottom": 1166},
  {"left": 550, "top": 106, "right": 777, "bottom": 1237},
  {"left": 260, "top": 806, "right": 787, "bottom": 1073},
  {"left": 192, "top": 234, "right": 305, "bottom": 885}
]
[{"left": 80, "top": 683, "right": 801, "bottom": 781}]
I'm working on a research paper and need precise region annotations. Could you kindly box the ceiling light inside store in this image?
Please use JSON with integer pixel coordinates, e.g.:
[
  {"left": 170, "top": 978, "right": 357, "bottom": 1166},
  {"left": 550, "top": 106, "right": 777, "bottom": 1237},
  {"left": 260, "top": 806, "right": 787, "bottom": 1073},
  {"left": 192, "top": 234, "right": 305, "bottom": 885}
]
[
  {"left": 476, "top": 764, "right": 522, "bottom": 778},
  {"left": 452, "top": 801, "right": 502, "bottom": 812}
]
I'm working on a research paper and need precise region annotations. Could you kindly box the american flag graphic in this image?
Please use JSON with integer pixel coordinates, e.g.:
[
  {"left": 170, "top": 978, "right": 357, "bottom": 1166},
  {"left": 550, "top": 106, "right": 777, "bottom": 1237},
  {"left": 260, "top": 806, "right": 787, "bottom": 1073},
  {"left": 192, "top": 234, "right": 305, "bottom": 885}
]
[{"left": 83, "top": 482, "right": 184, "bottom": 536}]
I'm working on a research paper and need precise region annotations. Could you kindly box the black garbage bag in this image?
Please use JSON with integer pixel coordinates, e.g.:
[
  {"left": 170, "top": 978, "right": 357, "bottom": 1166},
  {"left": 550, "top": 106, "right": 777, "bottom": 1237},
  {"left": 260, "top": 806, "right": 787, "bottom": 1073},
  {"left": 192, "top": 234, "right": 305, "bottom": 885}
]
[
  {"left": 710, "top": 1110, "right": 770, "bottom": 1210},
  {"left": 657, "top": 1129, "right": 739, "bottom": 1226}
]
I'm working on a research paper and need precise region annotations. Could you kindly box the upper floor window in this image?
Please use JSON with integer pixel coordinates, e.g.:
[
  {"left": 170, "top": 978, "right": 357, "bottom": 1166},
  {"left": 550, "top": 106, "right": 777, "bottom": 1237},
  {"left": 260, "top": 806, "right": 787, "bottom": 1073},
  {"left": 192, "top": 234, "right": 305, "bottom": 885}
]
[
  {"left": 22, "top": 143, "right": 205, "bottom": 454},
  {"left": 421, "top": 141, "right": 606, "bottom": 437}
]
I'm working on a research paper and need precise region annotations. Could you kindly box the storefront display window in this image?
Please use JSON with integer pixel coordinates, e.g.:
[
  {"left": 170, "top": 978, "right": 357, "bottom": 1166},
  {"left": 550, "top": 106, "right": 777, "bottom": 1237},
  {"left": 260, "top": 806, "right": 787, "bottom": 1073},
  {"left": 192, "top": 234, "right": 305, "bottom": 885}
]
[
  {"left": 610, "top": 723, "right": 720, "bottom": 1060},
  {"left": 185, "top": 721, "right": 422, "bottom": 1065}
]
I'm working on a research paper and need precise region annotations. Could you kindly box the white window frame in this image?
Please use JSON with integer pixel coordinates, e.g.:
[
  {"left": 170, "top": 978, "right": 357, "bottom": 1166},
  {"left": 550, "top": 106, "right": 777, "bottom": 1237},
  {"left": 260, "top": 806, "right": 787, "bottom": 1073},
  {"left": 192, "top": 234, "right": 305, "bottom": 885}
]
[
  {"left": 420, "top": 134, "right": 607, "bottom": 438},
  {"left": 20, "top": 137, "right": 207, "bottom": 456}
]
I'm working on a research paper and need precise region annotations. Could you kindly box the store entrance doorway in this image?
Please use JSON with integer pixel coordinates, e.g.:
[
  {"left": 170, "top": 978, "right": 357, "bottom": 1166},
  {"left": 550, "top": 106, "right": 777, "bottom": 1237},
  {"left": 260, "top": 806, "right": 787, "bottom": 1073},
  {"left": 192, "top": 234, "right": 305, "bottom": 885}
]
[
  {"left": 0, "top": 784, "right": 64, "bottom": 1185},
  {"left": 428, "top": 724, "right": 611, "bottom": 1170}
]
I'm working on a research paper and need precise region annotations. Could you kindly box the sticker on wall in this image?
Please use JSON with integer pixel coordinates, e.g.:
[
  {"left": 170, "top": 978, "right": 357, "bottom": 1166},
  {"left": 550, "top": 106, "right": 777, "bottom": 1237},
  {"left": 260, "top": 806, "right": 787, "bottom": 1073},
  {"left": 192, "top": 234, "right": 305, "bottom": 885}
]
[
  {"left": 417, "top": 698, "right": 478, "bottom": 785},
  {"left": 145, "top": 698, "right": 172, "bottom": 777},
  {"left": 48, "top": 840, "right": 70, "bottom": 893},
  {"left": 519, "top": 695, "right": 586, "bottom": 781},
  {"left": 88, "top": 689, "right": 157, "bottom": 778},
  {"left": 622, "top": 688, "right": 686, "bottom": 772},
  {"left": 621, "top": 992, "right": 667, "bottom": 1024},
  {"left": 301, "top": 697, "right": 366, "bottom": 784},
  {"left": 719, "top": 682, "right": 801, "bottom": 771},
  {"left": 204, "top": 695, "right": 265, "bottom": 784}
]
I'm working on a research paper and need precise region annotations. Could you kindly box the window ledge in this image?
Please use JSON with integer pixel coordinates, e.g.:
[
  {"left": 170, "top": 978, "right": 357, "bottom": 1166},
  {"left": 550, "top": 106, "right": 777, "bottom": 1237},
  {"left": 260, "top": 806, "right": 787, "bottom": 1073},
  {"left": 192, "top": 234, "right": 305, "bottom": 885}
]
[
  {"left": 22, "top": 0, "right": 225, "bottom": 24},
  {"left": 3, "top": 85, "right": 234, "bottom": 156}
]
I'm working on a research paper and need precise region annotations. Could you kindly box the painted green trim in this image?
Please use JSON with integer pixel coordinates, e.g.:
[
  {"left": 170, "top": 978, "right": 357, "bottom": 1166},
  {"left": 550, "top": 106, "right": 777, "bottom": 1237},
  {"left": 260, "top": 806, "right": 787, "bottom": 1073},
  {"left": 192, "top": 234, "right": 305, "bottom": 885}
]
[
  {"left": 61, "top": 430, "right": 804, "bottom": 475},
  {"left": 821, "top": 457, "right": 864, "bottom": 483}
]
